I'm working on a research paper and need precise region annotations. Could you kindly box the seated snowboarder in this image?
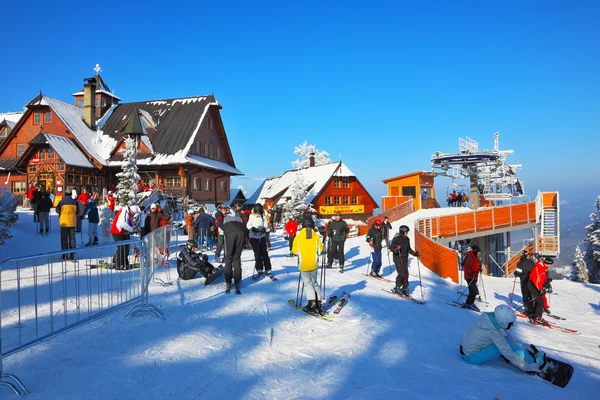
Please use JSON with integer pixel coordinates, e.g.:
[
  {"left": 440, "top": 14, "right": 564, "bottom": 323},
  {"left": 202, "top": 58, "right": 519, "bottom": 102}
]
[
  {"left": 460, "top": 305, "right": 545, "bottom": 374},
  {"left": 178, "top": 240, "right": 219, "bottom": 280}
]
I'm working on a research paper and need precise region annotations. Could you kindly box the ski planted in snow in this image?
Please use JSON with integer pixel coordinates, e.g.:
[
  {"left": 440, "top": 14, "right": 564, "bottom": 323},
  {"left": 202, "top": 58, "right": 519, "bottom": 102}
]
[
  {"left": 323, "top": 293, "right": 343, "bottom": 312},
  {"left": 382, "top": 289, "right": 426, "bottom": 305},
  {"left": 333, "top": 293, "right": 352, "bottom": 314}
]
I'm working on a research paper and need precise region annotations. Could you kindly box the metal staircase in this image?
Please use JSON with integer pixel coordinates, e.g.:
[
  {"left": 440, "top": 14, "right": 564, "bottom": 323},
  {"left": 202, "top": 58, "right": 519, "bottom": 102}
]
[{"left": 538, "top": 191, "right": 560, "bottom": 257}]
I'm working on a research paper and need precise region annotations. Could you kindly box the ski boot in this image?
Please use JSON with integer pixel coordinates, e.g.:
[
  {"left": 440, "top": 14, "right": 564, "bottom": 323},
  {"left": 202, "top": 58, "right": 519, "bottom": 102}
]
[
  {"left": 463, "top": 303, "right": 480, "bottom": 312},
  {"left": 303, "top": 300, "right": 316, "bottom": 313},
  {"left": 339, "top": 265, "right": 344, "bottom": 273},
  {"left": 225, "top": 282, "right": 231, "bottom": 294},
  {"left": 84, "top": 241, "right": 92, "bottom": 247},
  {"left": 544, "top": 308, "right": 551, "bottom": 315},
  {"left": 235, "top": 283, "right": 241, "bottom": 294},
  {"left": 315, "top": 300, "right": 326, "bottom": 316},
  {"left": 93, "top": 237, "right": 99, "bottom": 245}
]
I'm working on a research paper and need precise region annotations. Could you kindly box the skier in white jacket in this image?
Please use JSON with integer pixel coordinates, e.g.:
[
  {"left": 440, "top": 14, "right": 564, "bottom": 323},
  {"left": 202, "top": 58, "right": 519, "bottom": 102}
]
[
  {"left": 460, "top": 305, "right": 543, "bottom": 373},
  {"left": 246, "top": 204, "right": 273, "bottom": 278}
]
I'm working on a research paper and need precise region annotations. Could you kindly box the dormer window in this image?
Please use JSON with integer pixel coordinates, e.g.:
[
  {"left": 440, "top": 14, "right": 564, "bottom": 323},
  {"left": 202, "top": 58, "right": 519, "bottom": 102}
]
[
  {"left": 77, "top": 99, "right": 84, "bottom": 108},
  {"left": 44, "top": 112, "right": 52, "bottom": 123},
  {"left": 0, "top": 127, "right": 6, "bottom": 138},
  {"left": 33, "top": 113, "right": 41, "bottom": 124},
  {"left": 95, "top": 98, "right": 99, "bottom": 107}
]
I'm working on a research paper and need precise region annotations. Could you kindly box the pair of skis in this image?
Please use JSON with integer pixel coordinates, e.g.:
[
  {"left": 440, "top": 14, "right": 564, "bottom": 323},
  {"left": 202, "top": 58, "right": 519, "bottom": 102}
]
[
  {"left": 288, "top": 292, "right": 351, "bottom": 321},
  {"left": 252, "top": 271, "right": 278, "bottom": 281},
  {"left": 446, "top": 301, "right": 481, "bottom": 312},
  {"left": 382, "top": 289, "right": 426, "bottom": 305},
  {"left": 516, "top": 311, "right": 578, "bottom": 334}
]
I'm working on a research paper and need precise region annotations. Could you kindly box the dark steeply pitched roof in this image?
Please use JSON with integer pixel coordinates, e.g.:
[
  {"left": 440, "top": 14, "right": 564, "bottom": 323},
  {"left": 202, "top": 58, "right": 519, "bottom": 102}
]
[
  {"left": 71, "top": 74, "right": 121, "bottom": 100},
  {"left": 0, "top": 158, "right": 19, "bottom": 170},
  {"left": 102, "top": 96, "right": 216, "bottom": 157}
]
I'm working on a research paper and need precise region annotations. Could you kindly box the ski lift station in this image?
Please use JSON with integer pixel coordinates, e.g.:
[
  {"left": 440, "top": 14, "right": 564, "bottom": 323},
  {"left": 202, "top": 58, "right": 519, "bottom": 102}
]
[{"left": 373, "top": 133, "right": 559, "bottom": 283}]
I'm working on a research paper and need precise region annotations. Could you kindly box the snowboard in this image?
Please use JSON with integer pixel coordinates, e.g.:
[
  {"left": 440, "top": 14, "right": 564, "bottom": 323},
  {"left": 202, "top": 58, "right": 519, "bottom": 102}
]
[
  {"left": 538, "top": 356, "right": 574, "bottom": 388},
  {"left": 204, "top": 266, "right": 224, "bottom": 286}
]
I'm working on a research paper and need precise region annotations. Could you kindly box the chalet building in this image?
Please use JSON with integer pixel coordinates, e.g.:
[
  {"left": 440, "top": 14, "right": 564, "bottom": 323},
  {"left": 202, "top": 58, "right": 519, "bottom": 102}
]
[
  {"left": 382, "top": 171, "right": 437, "bottom": 210},
  {"left": 246, "top": 159, "right": 379, "bottom": 221},
  {"left": 0, "top": 69, "right": 242, "bottom": 204}
]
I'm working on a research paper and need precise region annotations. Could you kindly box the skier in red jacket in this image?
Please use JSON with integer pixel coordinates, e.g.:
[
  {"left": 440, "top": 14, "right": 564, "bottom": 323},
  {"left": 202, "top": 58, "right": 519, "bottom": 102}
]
[
  {"left": 528, "top": 257, "right": 554, "bottom": 322},
  {"left": 462, "top": 245, "right": 482, "bottom": 311},
  {"left": 284, "top": 215, "right": 298, "bottom": 257}
]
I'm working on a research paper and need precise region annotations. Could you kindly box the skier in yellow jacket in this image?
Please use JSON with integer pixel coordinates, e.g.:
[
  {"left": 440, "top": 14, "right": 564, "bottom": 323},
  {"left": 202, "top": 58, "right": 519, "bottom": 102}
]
[{"left": 292, "top": 217, "right": 325, "bottom": 315}]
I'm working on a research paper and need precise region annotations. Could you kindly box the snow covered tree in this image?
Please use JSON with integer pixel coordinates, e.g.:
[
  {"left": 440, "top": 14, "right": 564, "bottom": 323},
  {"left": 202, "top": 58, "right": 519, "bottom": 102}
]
[
  {"left": 0, "top": 186, "right": 19, "bottom": 246},
  {"left": 291, "top": 141, "right": 331, "bottom": 169},
  {"left": 285, "top": 173, "right": 309, "bottom": 219},
  {"left": 115, "top": 136, "right": 140, "bottom": 207},
  {"left": 571, "top": 246, "right": 589, "bottom": 283},
  {"left": 585, "top": 195, "right": 600, "bottom": 283}
]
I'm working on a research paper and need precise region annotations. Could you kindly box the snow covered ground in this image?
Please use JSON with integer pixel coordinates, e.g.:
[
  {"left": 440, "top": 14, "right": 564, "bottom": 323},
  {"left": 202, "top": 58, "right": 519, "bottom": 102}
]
[{"left": 1, "top": 209, "right": 599, "bottom": 399}]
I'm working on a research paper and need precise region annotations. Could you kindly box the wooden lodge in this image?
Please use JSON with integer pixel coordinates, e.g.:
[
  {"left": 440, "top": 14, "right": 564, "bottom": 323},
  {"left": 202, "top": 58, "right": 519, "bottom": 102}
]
[
  {"left": 246, "top": 158, "right": 379, "bottom": 221},
  {"left": 381, "top": 171, "right": 437, "bottom": 211},
  {"left": 0, "top": 69, "right": 243, "bottom": 204}
]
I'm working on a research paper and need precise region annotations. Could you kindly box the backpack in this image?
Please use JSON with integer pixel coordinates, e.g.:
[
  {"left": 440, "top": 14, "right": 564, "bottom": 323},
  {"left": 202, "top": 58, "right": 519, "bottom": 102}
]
[{"left": 177, "top": 255, "right": 198, "bottom": 280}]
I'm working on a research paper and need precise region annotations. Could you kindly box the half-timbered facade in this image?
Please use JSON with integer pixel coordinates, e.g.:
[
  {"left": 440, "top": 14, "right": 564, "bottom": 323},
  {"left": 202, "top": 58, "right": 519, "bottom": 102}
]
[{"left": 0, "top": 70, "right": 242, "bottom": 204}]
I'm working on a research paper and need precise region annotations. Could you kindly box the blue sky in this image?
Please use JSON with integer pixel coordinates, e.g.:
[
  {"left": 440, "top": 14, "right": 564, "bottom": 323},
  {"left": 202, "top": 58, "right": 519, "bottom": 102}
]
[{"left": 1, "top": 1, "right": 598, "bottom": 204}]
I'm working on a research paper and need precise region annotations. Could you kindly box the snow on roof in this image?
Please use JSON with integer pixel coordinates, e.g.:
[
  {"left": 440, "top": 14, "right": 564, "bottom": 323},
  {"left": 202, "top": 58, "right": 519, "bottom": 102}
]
[
  {"left": 0, "top": 112, "right": 24, "bottom": 125},
  {"left": 186, "top": 154, "right": 243, "bottom": 175},
  {"left": 71, "top": 89, "right": 122, "bottom": 100},
  {"left": 43, "top": 134, "right": 95, "bottom": 168},
  {"left": 244, "top": 180, "right": 267, "bottom": 204},
  {"left": 254, "top": 162, "right": 354, "bottom": 204},
  {"left": 39, "top": 96, "right": 115, "bottom": 165}
]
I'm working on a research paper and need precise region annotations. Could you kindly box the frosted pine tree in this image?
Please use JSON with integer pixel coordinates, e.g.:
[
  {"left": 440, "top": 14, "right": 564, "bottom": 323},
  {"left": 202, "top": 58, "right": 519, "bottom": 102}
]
[
  {"left": 291, "top": 141, "right": 331, "bottom": 169},
  {"left": 571, "top": 246, "right": 589, "bottom": 283},
  {"left": 585, "top": 195, "right": 600, "bottom": 283},
  {"left": 115, "top": 137, "right": 140, "bottom": 207},
  {"left": 285, "top": 173, "right": 309, "bottom": 219},
  {"left": 0, "top": 186, "right": 19, "bottom": 247}
]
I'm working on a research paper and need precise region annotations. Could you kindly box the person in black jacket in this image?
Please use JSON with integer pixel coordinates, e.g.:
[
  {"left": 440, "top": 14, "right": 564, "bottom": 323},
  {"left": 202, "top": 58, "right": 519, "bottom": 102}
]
[
  {"left": 178, "top": 240, "right": 218, "bottom": 280},
  {"left": 389, "top": 225, "right": 419, "bottom": 296},
  {"left": 382, "top": 216, "right": 393, "bottom": 247},
  {"left": 514, "top": 251, "right": 536, "bottom": 317},
  {"left": 366, "top": 219, "right": 385, "bottom": 277},
  {"left": 37, "top": 190, "right": 53, "bottom": 236},
  {"left": 82, "top": 199, "right": 100, "bottom": 245},
  {"left": 32, "top": 185, "right": 42, "bottom": 223},
  {"left": 221, "top": 207, "right": 246, "bottom": 294},
  {"left": 327, "top": 212, "right": 349, "bottom": 272}
]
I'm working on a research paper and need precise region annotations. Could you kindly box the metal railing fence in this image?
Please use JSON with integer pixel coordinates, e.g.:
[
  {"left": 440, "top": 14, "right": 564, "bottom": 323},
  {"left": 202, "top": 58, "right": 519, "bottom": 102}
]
[{"left": 0, "top": 226, "right": 167, "bottom": 396}]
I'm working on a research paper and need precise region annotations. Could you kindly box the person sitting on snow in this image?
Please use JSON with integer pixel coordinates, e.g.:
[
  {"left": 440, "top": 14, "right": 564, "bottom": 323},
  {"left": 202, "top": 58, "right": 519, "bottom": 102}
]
[
  {"left": 178, "top": 240, "right": 219, "bottom": 280},
  {"left": 460, "top": 305, "right": 545, "bottom": 373}
]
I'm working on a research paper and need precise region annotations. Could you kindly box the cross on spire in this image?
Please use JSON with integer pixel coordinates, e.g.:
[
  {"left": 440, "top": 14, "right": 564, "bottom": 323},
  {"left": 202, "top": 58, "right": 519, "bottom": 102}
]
[{"left": 94, "top": 64, "right": 102, "bottom": 75}]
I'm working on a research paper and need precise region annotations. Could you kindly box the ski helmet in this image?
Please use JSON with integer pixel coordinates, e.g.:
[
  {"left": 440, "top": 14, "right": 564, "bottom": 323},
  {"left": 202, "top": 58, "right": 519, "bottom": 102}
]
[
  {"left": 471, "top": 245, "right": 480, "bottom": 252},
  {"left": 399, "top": 225, "right": 410, "bottom": 235},
  {"left": 494, "top": 305, "right": 516, "bottom": 330},
  {"left": 303, "top": 218, "right": 315, "bottom": 228},
  {"left": 253, "top": 204, "right": 264, "bottom": 214},
  {"left": 375, "top": 219, "right": 382, "bottom": 226},
  {"left": 186, "top": 240, "right": 197, "bottom": 251},
  {"left": 543, "top": 257, "right": 554, "bottom": 265}
]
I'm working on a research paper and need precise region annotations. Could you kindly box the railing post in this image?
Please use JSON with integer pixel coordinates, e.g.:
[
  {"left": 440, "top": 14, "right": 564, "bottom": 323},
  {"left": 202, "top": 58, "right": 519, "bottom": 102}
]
[
  {"left": 454, "top": 214, "right": 458, "bottom": 236},
  {"left": 474, "top": 211, "right": 477, "bottom": 233},
  {"left": 492, "top": 207, "right": 495, "bottom": 230}
]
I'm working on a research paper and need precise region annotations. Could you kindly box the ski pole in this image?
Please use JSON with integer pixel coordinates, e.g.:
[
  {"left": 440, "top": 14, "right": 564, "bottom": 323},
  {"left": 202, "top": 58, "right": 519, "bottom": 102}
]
[
  {"left": 509, "top": 276, "right": 517, "bottom": 307},
  {"left": 299, "top": 282, "right": 304, "bottom": 309},
  {"left": 417, "top": 257, "right": 424, "bottom": 300},
  {"left": 387, "top": 250, "right": 392, "bottom": 274},
  {"left": 479, "top": 272, "right": 489, "bottom": 308},
  {"left": 456, "top": 278, "right": 473, "bottom": 303},
  {"left": 295, "top": 268, "right": 301, "bottom": 307}
]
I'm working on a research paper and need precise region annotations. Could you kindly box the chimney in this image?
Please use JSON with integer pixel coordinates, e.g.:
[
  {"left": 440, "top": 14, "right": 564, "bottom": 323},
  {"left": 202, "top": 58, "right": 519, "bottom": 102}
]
[
  {"left": 309, "top": 152, "right": 315, "bottom": 167},
  {"left": 83, "top": 77, "right": 97, "bottom": 129}
]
